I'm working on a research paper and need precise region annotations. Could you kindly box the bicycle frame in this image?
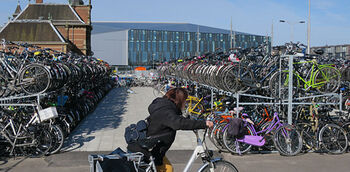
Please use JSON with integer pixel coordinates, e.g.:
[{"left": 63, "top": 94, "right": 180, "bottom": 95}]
[
  {"left": 282, "top": 60, "right": 339, "bottom": 90},
  {"left": 0, "top": 106, "right": 45, "bottom": 155},
  {"left": 248, "top": 112, "right": 284, "bottom": 137},
  {"left": 186, "top": 96, "right": 204, "bottom": 115},
  {"left": 222, "top": 112, "right": 285, "bottom": 150},
  {"left": 183, "top": 130, "right": 221, "bottom": 172},
  {"left": 0, "top": 51, "right": 35, "bottom": 90}
]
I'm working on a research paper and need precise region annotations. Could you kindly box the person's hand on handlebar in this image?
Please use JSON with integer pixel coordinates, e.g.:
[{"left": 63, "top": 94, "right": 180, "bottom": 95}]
[{"left": 206, "top": 121, "right": 214, "bottom": 128}]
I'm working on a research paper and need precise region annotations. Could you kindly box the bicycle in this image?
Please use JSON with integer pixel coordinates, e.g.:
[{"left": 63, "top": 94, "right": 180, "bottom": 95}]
[
  {"left": 0, "top": 106, "right": 55, "bottom": 157},
  {"left": 222, "top": 112, "right": 303, "bottom": 156},
  {"left": 152, "top": 81, "right": 167, "bottom": 98},
  {"left": 0, "top": 51, "right": 51, "bottom": 97},
  {"left": 89, "top": 129, "right": 238, "bottom": 172},
  {"left": 269, "top": 55, "right": 341, "bottom": 99},
  {"left": 296, "top": 104, "right": 348, "bottom": 154}
]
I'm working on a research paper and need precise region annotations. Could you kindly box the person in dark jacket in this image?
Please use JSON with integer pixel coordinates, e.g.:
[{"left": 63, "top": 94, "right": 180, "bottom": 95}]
[{"left": 128, "top": 87, "right": 213, "bottom": 172}]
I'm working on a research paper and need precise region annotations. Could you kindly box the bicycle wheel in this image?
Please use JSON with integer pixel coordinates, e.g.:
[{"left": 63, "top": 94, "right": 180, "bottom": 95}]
[
  {"left": 19, "top": 64, "right": 51, "bottom": 94},
  {"left": 342, "top": 122, "right": 350, "bottom": 151},
  {"left": 200, "top": 160, "right": 238, "bottom": 172},
  {"left": 314, "top": 67, "right": 340, "bottom": 93},
  {"left": 0, "top": 75, "right": 9, "bottom": 97},
  {"left": 222, "top": 124, "right": 253, "bottom": 155},
  {"left": 269, "top": 71, "right": 287, "bottom": 99},
  {"left": 296, "top": 123, "right": 317, "bottom": 152},
  {"left": 26, "top": 127, "right": 52, "bottom": 157},
  {"left": 235, "top": 65, "right": 254, "bottom": 93},
  {"left": 153, "top": 85, "right": 165, "bottom": 97},
  {"left": 47, "top": 124, "right": 65, "bottom": 155},
  {"left": 0, "top": 123, "right": 11, "bottom": 156},
  {"left": 210, "top": 122, "right": 229, "bottom": 153},
  {"left": 273, "top": 124, "right": 303, "bottom": 156},
  {"left": 319, "top": 123, "right": 348, "bottom": 154}
]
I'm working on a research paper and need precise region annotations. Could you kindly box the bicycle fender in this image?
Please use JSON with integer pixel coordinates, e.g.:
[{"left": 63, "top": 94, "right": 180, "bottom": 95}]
[{"left": 197, "top": 158, "right": 223, "bottom": 171}]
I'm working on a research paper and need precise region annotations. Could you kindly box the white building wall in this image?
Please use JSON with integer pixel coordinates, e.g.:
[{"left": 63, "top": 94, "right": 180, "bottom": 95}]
[{"left": 91, "top": 30, "right": 128, "bottom": 65}]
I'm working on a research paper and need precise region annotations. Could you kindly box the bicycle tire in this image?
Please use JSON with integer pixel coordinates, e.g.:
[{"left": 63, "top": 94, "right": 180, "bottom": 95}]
[
  {"left": 199, "top": 159, "right": 238, "bottom": 172},
  {"left": 273, "top": 124, "right": 303, "bottom": 156},
  {"left": 0, "top": 75, "right": 9, "bottom": 97},
  {"left": 314, "top": 67, "right": 341, "bottom": 93},
  {"left": 210, "top": 122, "right": 229, "bottom": 153},
  {"left": 153, "top": 85, "right": 165, "bottom": 98},
  {"left": 19, "top": 63, "right": 51, "bottom": 94},
  {"left": 28, "top": 127, "right": 52, "bottom": 157},
  {"left": 342, "top": 122, "right": 350, "bottom": 151},
  {"left": 0, "top": 123, "right": 11, "bottom": 156},
  {"left": 269, "top": 71, "right": 298, "bottom": 99},
  {"left": 47, "top": 124, "right": 65, "bottom": 155},
  {"left": 319, "top": 123, "right": 348, "bottom": 154},
  {"left": 222, "top": 124, "right": 253, "bottom": 155}
]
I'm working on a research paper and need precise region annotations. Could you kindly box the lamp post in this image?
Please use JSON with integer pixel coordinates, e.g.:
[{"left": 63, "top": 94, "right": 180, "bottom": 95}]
[
  {"left": 307, "top": 0, "right": 311, "bottom": 54},
  {"left": 279, "top": 20, "right": 305, "bottom": 42},
  {"left": 152, "top": 53, "right": 155, "bottom": 69}
]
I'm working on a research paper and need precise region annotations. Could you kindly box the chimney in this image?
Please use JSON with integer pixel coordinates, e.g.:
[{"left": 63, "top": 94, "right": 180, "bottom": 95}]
[
  {"left": 72, "top": 3, "right": 92, "bottom": 24},
  {"left": 36, "top": 0, "right": 43, "bottom": 3},
  {"left": 12, "top": 1, "right": 22, "bottom": 19}
]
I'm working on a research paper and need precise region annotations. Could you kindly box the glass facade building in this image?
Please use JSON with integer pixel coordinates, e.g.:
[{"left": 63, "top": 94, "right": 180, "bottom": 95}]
[{"left": 92, "top": 22, "right": 270, "bottom": 66}]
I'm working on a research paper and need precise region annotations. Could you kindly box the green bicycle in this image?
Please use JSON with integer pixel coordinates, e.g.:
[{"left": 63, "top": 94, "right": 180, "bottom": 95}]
[{"left": 269, "top": 58, "right": 341, "bottom": 99}]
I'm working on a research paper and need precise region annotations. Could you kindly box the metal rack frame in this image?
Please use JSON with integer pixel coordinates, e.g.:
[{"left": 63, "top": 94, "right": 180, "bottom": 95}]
[
  {"left": 164, "top": 54, "right": 343, "bottom": 124},
  {"left": 0, "top": 92, "right": 51, "bottom": 107}
]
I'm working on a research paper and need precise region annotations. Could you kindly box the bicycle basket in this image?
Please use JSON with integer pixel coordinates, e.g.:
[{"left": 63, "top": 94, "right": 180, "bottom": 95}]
[{"left": 38, "top": 107, "right": 59, "bottom": 122}]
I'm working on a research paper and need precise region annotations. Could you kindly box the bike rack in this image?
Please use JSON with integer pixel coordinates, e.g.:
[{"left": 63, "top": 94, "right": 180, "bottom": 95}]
[
  {"left": 163, "top": 54, "right": 344, "bottom": 124},
  {"left": 0, "top": 92, "right": 51, "bottom": 107}
]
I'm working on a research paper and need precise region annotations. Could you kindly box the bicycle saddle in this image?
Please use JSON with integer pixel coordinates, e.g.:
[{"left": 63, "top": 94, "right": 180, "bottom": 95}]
[
  {"left": 313, "top": 49, "right": 324, "bottom": 55},
  {"left": 138, "top": 138, "right": 160, "bottom": 150}
]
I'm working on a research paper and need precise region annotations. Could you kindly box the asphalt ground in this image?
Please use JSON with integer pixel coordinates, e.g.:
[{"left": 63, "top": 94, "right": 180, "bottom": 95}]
[{"left": 1, "top": 87, "right": 350, "bottom": 172}]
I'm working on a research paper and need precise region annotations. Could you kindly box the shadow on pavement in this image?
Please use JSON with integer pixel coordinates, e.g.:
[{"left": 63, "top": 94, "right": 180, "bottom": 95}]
[
  {"left": 62, "top": 87, "right": 128, "bottom": 151},
  {"left": 0, "top": 156, "right": 28, "bottom": 172},
  {"left": 0, "top": 157, "right": 8, "bottom": 166},
  {"left": 61, "top": 135, "right": 95, "bottom": 152}
]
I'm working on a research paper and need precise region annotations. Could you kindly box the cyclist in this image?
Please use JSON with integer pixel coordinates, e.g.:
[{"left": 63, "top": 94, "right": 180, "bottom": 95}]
[{"left": 128, "top": 88, "right": 213, "bottom": 172}]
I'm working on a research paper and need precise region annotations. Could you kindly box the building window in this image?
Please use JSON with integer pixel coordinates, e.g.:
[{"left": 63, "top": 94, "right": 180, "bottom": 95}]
[
  {"left": 164, "top": 41, "right": 168, "bottom": 51},
  {"left": 129, "top": 41, "right": 134, "bottom": 51},
  {"left": 130, "top": 30, "right": 134, "bottom": 41},
  {"left": 141, "top": 42, "right": 144, "bottom": 51},
  {"left": 181, "top": 41, "right": 184, "bottom": 52},
  {"left": 152, "top": 41, "right": 156, "bottom": 52},
  {"left": 136, "top": 41, "right": 140, "bottom": 51},
  {"left": 159, "top": 41, "right": 162, "bottom": 52}
]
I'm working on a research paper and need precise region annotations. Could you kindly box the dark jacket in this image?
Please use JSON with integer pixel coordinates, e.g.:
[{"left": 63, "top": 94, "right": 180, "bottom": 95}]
[{"left": 128, "top": 97, "right": 206, "bottom": 166}]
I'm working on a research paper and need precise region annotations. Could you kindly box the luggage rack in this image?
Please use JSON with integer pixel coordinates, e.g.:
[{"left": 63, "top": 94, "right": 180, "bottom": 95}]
[{"left": 88, "top": 148, "right": 144, "bottom": 172}]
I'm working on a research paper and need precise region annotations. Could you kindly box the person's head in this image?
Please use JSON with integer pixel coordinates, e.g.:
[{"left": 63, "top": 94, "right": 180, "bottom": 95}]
[{"left": 163, "top": 87, "right": 188, "bottom": 110}]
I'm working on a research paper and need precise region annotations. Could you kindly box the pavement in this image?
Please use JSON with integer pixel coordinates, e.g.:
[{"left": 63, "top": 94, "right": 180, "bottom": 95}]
[{"left": 1, "top": 87, "right": 350, "bottom": 172}]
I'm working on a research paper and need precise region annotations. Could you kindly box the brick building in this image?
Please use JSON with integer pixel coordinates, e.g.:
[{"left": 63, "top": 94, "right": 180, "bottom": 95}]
[{"left": 0, "top": 0, "right": 92, "bottom": 55}]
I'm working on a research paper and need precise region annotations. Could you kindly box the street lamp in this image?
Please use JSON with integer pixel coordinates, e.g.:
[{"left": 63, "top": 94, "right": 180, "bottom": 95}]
[
  {"left": 152, "top": 53, "right": 155, "bottom": 69},
  {"left": 307, "top": 0, "right": 311, "bottom": 54},
  {"left": 279, "top": 20, "right": 305, "bottom": 42}
]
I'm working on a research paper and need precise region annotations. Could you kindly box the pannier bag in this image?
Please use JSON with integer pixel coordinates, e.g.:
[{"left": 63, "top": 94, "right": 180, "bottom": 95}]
[
  {"left": 227, "top": 118, "right": 246, "bottom": 139},
  {"left": 124, "top": 119, "right": 148, "bottom": 144}
]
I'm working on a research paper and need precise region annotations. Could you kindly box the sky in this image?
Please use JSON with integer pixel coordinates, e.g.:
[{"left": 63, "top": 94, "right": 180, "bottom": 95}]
[{"left": 1, "top": 0, "right": 349, "bottom": 46}]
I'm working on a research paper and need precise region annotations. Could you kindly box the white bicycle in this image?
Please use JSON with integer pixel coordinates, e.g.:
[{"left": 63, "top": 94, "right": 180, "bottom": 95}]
[{"left": 89, "top": 129, "right": 238, "bottom": 172}]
